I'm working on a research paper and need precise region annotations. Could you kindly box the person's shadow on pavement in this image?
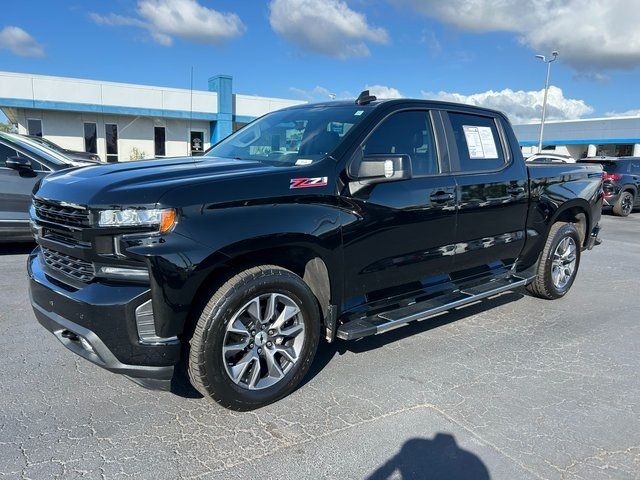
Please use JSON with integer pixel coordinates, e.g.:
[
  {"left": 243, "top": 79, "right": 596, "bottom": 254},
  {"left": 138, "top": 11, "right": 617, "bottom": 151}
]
[{"left": 367, "top": 433, "right": 490, "bottom": 480}]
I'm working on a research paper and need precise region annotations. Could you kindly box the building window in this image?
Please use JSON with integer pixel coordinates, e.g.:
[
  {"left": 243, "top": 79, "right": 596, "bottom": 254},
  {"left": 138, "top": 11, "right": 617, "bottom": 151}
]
[
  {"left": 154, "top": 126, "right": 166, "bottom": 157},
  {"left": 84, "top": 123, "right": 97, "bottom": 154},
  {"left": 27, "top": 119, "right": 42, "bottom": 137},
  {"left": 597, "top": 144, "right": 633, "bottom": 157},
  {"left": 190, "top": 131, "right": 204, "bottom": 155},
  {"left": 105, "top": 123, "right": 118, "bottom": 162}
]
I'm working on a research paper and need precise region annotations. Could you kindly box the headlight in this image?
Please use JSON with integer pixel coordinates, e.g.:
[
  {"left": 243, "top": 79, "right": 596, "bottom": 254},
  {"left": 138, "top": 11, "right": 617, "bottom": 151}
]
[{"left": 98, "top": 208, "right": 177, "bottom": 233}]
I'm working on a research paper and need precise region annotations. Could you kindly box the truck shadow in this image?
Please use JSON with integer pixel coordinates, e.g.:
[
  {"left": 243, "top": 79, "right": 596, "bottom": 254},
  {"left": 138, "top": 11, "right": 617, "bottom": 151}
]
[
  {"left": 301, "top": 290, "right": 524, "bottom": 389},
  {"left": 366, "top": 433, "right": 490, "bottom": 480},
  {"left": 0, "top": 243, "right": 35, "bottom": 256}
]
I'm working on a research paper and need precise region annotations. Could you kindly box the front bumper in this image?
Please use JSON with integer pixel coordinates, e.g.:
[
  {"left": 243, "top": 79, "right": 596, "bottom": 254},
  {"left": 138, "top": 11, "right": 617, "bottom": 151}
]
[{"left": 28, "top": 249, "right": 180, "bottom": 390}]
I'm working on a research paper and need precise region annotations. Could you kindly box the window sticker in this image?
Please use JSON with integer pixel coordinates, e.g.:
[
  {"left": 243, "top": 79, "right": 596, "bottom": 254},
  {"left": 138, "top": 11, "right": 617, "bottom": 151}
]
[
  {"left": 354, "top": 110, "right": 364, "bottom": 116},
  {"left": 462, "top": 125, "right": 499, "bottom": 159},
  {"left": 295, "top": 159, "right": 313, "bottom": 166}
]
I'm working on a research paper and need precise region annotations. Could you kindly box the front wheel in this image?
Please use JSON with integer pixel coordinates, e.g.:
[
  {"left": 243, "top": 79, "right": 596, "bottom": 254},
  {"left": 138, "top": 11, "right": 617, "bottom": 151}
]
[
  {"left": 526, "top": 222, "right": 581, "bottom": 300},
  {"left": 188, "top": 265, "right": 320, "bottom": 410}
]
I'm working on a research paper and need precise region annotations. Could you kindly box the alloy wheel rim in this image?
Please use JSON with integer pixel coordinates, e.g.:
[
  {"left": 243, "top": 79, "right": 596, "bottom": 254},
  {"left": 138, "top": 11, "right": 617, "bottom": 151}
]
[
  {"left": 622, "top": 194, "right": 633, "bottom": 215},
  {"left": 222, "top": 293, "right": 305, "bottom": 391},
  {"left": 551, "top": 236, "right": 577, "bottom": 290}
]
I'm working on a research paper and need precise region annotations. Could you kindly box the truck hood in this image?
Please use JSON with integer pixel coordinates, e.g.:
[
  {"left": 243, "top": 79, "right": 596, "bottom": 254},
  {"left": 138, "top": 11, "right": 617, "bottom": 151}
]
[{"left": 35, "top": 156, "right": 285, "bottom": 207}]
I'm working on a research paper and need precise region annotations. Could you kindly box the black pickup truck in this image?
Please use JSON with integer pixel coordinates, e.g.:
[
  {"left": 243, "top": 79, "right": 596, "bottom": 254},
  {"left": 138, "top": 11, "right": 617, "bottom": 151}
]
[{"left": 28, "top": 93, "right": 603, "bottom": 410}]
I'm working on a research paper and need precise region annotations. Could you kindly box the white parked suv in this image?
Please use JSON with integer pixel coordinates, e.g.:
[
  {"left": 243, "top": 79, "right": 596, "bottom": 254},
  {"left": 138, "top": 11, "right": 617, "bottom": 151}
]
[{"left": 526, "top": 153, "right": 576, "bottom": 163}]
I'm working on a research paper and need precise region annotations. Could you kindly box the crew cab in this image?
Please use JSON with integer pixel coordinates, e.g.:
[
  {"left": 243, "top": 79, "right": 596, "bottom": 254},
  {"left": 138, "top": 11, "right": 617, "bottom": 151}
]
[{"left": 28, "top": 93, "right": 603, "bottom": 410}]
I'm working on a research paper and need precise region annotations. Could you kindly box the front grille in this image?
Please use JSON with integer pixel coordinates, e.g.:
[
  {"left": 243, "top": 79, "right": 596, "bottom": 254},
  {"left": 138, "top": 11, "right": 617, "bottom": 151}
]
[
  {"left": 42, "top": 247, "right": 95, "bottom": 283},
  {"left": 34, "top": 199, "right": 90, "bottom": 228}
]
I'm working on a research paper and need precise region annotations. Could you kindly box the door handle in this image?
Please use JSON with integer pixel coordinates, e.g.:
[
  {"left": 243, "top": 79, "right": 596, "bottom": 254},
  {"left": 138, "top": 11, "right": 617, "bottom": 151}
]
[
  {"left": 506, "top": 186, "right": 525, "bottom": 195},
  {"left": 430, "top": 191, "right": 455, "bottom": 203}
]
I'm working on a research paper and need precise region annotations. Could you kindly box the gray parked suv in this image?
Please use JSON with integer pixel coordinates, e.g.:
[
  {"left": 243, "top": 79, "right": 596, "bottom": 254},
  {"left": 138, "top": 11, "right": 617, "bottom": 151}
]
[{"left": 0, "top": 132, "right": 97, "bottom": 242}]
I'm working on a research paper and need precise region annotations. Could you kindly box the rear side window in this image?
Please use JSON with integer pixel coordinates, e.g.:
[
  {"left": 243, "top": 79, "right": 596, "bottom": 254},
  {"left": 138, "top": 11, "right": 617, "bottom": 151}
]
[
  {"left": 364, "top": 110, "right": 438, "bottom": 176},
  {"left": 448, "top": 112, "right": 506, "bottom": 172}
]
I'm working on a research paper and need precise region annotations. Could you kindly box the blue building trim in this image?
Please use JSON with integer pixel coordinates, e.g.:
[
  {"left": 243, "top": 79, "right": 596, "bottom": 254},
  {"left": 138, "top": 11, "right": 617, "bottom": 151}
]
[
  {"left": 0, "top": 97, "right": 218, "bottom": 121},
  {"left": 519, "top": 138, "right": 640, "bottom": 146},
  {"left": 233, "top": 114, "right": 257, "bottom": 124},
  {"left": 208, "top": 75, "right": 233, "bottom": 143}
]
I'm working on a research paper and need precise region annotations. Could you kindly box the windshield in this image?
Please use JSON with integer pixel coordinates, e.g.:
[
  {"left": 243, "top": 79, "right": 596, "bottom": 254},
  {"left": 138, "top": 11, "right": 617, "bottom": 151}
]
[{"left": 206, "top": 104, "right": 372, "bottom": 165}]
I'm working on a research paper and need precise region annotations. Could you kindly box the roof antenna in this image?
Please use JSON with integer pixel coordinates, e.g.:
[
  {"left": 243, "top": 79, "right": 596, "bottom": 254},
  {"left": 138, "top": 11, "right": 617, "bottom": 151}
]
[{"left": 355, "top": 90, "right": 376, "bottom": 105}]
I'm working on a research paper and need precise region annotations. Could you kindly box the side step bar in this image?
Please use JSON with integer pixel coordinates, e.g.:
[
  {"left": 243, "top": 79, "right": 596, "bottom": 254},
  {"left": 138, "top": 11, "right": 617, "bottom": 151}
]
[{"left": 336, "top": 275, "right": 533, "bottom": 341}]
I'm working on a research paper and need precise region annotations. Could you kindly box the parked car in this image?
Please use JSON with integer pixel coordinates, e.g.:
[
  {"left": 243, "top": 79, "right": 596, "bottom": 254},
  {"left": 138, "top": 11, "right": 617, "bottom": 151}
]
[
  {"left": 25, "top": 135, "right": 101, "bottom": 163},
  {"left": 28, "top": 93, "right": 603, "bottom": 410},
  {"left": 578, "top": 156, "right": 640, "bottom": 216},
  {"left": 0, "top": 132, "right": 98, "bottom": 242},
  {"left": 526, "top": 153, "right": 575, "bottom": 163}
]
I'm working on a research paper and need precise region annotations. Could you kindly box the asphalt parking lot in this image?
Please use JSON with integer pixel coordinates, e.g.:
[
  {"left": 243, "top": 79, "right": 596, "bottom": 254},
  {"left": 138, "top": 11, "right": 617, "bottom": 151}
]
[{"left": 1, "top": 213, "right": 639, "bottom": 480}]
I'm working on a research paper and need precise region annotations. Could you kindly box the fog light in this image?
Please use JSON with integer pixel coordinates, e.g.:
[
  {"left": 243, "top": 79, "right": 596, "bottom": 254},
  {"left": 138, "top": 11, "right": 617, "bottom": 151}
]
[
  {"left": 97, "top": 266, "right": 149, "bottom": 280},
  {"left": 135, "top": 300, "right": 178, "bottom": 345}
]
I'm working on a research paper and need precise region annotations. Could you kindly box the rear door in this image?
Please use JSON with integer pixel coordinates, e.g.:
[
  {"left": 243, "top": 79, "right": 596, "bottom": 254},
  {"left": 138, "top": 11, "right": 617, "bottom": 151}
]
[
  {"left": 627, "top": 159, "right": 640, "bottom": 206},
  {"left": 443, "top": 111, "right": 529, "bottom": 273},
  {"left": 341, "top": 109, "right": 458, "bottom": 307}
]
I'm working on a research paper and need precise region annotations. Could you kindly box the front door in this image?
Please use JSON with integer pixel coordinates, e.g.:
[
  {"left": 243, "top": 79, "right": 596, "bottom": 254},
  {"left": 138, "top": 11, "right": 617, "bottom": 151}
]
[
  {"left": 0, "top": 142, "right": 48, "bottom": 231},
  {"left": 341, "top": 110, "right": 458, "bottom": 309},
  {"left": 443, "top": 111, "right": 529, "bottom": 273}
]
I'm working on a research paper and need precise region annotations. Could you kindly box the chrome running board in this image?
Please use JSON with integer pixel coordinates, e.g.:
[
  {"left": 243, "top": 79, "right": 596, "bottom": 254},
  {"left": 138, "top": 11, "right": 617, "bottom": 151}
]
[{"left": 336, "top": 275, "right": 533, "bottom": 340}]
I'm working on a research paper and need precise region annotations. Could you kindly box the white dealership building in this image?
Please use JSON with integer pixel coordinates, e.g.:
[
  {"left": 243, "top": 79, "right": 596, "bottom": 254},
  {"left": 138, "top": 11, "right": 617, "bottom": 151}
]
[
  {"left": 513, "top": 116, "right": 640, "bottom": 159},
  {"left": 2, "top": 70, "right": 640, "bottom": 162},
  {"left": 0, "top": 71, "right": 304, "bottom": 162}
]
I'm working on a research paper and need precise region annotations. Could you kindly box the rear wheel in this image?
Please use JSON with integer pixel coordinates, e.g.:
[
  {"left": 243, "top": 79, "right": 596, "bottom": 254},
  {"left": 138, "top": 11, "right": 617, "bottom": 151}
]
[
  {"left": 613, "top": 191, "right": 634, "bottom": 217},
  {"left": 526, "top": 222, "right": 581, "bottom": 300},
  {"left": 188, "top": 265, "right": 320, "bottom": 410}
]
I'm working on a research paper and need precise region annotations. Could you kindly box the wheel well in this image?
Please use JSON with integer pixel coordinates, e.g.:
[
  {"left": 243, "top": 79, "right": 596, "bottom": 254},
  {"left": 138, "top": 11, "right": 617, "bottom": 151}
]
[
  {"left": 184, "top": 247, "right": 332, "bottom": 339},
  {"left": 554, "top": 207, "right": 588, "bottom": 246}
]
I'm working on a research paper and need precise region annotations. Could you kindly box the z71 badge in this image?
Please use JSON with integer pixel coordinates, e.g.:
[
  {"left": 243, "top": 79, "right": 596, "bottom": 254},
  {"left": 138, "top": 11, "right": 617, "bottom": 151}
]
[{"left": 289, "top": 177, "right": 328, "bottom": 189}]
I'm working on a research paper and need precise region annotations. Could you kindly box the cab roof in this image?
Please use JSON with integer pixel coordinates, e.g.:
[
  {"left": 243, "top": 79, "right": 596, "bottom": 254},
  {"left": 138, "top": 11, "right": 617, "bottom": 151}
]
[{"left": 284, "top": 98, "right": 509, "bottom": 121}]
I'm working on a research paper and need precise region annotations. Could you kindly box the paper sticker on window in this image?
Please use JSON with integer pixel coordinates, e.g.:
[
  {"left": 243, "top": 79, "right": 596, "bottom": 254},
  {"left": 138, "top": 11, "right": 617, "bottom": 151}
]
[{"left": 462, "top": 125, "right": 499, "bottom": 159}]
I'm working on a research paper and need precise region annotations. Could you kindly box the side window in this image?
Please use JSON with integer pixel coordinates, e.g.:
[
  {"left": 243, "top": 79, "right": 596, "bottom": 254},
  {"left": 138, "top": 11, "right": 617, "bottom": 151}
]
[
  {"left": 448, "top": 112, "right": 506, "bottom": 172},
  {"left": 0, "top": 142, "right": 18, "bottom": 168},
  {"left": 364, "top": 111, "right": 438, "bottom": 176},
  {"left": 20, "top": 155, "right": 50, "bottom": 172}
]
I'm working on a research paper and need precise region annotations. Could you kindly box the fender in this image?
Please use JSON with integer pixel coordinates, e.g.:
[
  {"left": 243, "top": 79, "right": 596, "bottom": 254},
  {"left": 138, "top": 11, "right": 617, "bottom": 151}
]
[{"left": 135, "top": 201, "right": 345, "bottom": 337}]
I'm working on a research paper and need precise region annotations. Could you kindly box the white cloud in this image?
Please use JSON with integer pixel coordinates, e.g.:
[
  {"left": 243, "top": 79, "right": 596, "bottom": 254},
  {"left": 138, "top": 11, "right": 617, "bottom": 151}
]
[
  {"left": 90, "top": 0, "right": 245, "bottom": 46},
  {"left": 269, "top": 0, "right": 389, "bottom": 59},
  {"left": 605, "top": 109, "right": 640, "bottom": 117},
  {"left": 289, "top": 85, "right": 353, "bottom": 101},
  {"left": 395, "top": 0, "right": 640, "bottom": 71},
  {"left": 422, "top": 86, "right": 593, "bottom": 124},
  {"left": 366, "top": 85, "right": 403, "bottom": 99},
  {"left": 0, "top": 26, "right": 44, "bottom": 57}
]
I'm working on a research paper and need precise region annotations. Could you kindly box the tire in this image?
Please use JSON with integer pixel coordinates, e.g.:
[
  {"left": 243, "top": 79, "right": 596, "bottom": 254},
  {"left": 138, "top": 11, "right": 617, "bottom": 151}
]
[
  {"left": 526, "top": 222, "right": 581, "bottom": 300},
  {"left": 188, "top": 265, "right": 320, "bottom": 410},
  {"left": 613, "top": 191, "right": 634, "bottom": 217}
]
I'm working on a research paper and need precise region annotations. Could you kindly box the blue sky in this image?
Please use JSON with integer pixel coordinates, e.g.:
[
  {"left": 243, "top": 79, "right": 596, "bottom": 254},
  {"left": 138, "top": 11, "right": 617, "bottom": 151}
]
[{"left": 1, "top": 0, "right": 640, "bottom": 124}]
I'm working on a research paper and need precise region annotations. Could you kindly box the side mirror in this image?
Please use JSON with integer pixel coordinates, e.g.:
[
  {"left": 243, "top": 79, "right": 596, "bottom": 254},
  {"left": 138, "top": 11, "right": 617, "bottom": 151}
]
[
  {"left": 355, "top": 154, "right": 412, "bottom": 183},
  {"left": 6, "top": 156, "right": 32, "bottom": 170}
]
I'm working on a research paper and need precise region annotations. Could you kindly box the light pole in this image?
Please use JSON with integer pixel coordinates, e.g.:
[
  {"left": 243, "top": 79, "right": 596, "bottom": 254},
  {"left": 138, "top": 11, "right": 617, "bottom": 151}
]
[{"left": 535, "top": 50, "right": 559, "bottom": 153}]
